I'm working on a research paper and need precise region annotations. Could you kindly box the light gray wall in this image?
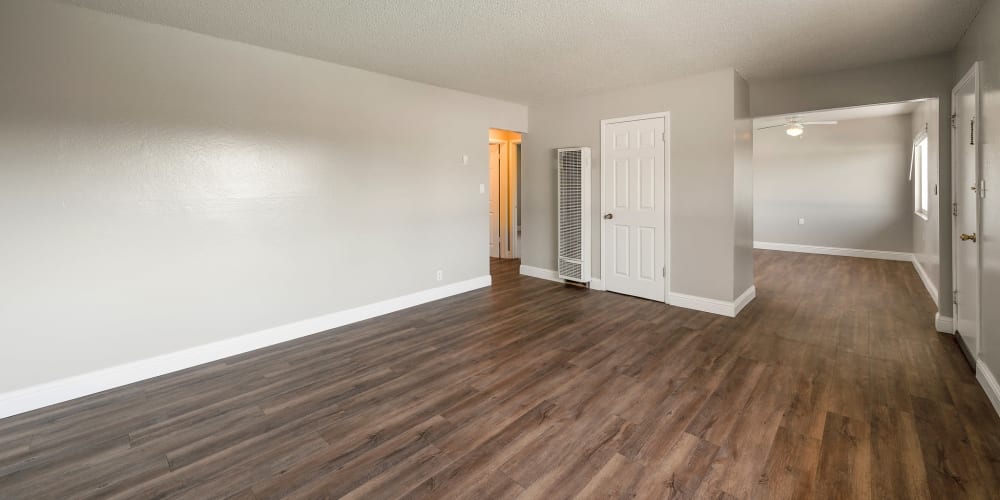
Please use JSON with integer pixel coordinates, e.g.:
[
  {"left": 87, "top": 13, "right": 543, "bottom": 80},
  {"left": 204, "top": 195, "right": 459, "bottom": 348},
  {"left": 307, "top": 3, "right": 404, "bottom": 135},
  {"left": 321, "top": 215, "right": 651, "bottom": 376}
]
[
  {"left": 0, "top": 0, "right": 527, "bottom": 392},
  {"left": 754, "top": 114, "right": 914, "bottom": 252},
  {"left": 733, "top": 73, "right": 754, "bottom": 297},
  {"left": 523, "top": 68, "right": 745, "bottom": 302},
  {"left": 750, "top": 54, "right": 954, "bottom": 316},
  {"left": 750, "top": 54, "right": 955, "bottom": 118},
  {"left": 912, "top": 99, "right": 941, "bottom": 297},
  {"left": 955, "top": 0, "right": 1000, "bottom": 385}
]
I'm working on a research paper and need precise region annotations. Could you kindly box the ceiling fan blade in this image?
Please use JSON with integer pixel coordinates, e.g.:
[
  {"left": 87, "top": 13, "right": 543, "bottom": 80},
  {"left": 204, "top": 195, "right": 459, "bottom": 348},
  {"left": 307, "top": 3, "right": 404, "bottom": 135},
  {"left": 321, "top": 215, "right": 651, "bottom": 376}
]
[
  {"left": 800, "top": 121, "right": 838, "bottom": 125},
  {"left": 755, "top": 124, "right": 787, "bottom": 130}
]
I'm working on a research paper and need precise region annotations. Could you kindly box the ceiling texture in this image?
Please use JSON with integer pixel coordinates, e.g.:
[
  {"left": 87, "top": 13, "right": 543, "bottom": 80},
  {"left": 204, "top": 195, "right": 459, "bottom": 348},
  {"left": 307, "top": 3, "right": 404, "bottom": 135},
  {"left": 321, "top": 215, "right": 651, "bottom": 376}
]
[{"left": 60, "top": 0, "right": 984, "bottom": 104}]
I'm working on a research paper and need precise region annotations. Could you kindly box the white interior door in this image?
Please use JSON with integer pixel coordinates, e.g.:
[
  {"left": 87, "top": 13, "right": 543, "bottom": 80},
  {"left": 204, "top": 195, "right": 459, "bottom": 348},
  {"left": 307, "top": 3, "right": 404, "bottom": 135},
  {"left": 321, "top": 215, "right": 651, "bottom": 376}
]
[
  {"left": 954, "top": 65, "right": 981, "bottom": 361},
  {"left": 489, "top": 144, "right": 501, "bottom": 258},
  {"left": 499, "top": 143, "right": 511, "bottom": 258},
  {"left": 602, "top": 115, "right": 667, "bottom": 302}
]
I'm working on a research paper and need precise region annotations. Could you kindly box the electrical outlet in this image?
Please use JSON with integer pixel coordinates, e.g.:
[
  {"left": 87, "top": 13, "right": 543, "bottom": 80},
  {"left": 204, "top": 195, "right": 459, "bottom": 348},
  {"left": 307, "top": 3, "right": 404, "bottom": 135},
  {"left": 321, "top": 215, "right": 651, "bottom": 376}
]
[
  {"left": 798, "top": 218, "right": 805, "bottom": 225},
  {"left": 436, "top": 270, "right": 443, "bottom": 281},
  {"left": 479, "top": 183, "right": 485, "bottom": 194}
]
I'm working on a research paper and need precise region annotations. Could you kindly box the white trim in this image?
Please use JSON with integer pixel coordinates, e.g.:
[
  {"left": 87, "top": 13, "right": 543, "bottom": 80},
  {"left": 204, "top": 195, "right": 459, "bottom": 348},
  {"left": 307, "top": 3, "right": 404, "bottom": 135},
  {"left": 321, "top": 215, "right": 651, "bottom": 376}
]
[
  {"left": 668, "top": 286, "right": 755, "bottom": 318},
  {"left": 600, "top": 112, "right": 671, "bottom": 303},
  {"left": 911, "top": 256, "right": 939, "bottom": 306},
  {"left": 951, "top": 61, "right": 983, "bottom": 360},
  {"left": 0, "top": 275, "right": 492, "bottom": 420},
  {"left": 519, "top": 264, "right": 561, "bottom": 283},
  {"left": 976, "top": 359, "right": 1000, "bottom": 418},
  {"left": 520, "top": 265, "right": 607, "bottom": 291},
  {"left": 913, "top": 133, "right": 930, "bottom": 218},
  {"left": 519, "top": 265, "right": 754, "bottom": 318},
  {"left": 935, "top": 313, "right": 955, "bottom": 334},
  {"left": 733, "top": 285, "right": 757, "bottom": 317},
  {"left": 753, "top": 241, "right": 913, "bottom": 262}
]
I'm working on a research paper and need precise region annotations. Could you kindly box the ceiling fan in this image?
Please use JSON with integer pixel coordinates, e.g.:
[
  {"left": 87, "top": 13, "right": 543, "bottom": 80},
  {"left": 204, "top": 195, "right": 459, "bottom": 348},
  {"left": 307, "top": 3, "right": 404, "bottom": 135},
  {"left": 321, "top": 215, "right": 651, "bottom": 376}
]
[{"left": 756, "top": 117, "right": 838, "bottom": 137}]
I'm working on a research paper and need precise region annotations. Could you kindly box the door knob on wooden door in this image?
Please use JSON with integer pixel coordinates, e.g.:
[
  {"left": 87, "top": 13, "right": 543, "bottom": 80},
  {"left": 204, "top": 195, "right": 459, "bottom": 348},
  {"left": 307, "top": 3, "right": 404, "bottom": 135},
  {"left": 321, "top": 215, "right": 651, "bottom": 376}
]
[{"left": 961, "top": 232, "right": 977, "bottom": 242}]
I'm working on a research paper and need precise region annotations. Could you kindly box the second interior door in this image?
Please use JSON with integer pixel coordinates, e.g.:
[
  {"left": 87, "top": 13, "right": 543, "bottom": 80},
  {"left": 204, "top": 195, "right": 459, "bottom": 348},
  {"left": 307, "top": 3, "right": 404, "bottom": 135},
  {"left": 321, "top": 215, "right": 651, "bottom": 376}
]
[
  {"left": 954, "top": 66, "right": 980, "bottom": 363},
  {"left": 489, "top": 143, "right": 501, "bottom": 258},
  {"left": 603, "top": 115, "right": 667, "bottom": 302}
]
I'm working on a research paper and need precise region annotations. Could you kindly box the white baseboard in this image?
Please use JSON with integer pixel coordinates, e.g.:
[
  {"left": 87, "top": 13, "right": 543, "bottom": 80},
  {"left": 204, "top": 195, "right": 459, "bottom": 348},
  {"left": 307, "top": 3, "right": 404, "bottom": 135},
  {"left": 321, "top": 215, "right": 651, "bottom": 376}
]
[
  {"left": 753, "top": 241, "right": 913, "bottom": 262},
  {"left": 668, "top": 286, "right": 756, "bottom": 318},
  {"left": 519, "top": 265, "right": 561, "bottom": 283},
  {"left": 0, "top": 275, "right": 492, "bottom": 420},
  {"left": 521, "top": 265, "right": 754, "bottom": 318},
  {"left": 733, "top": 285, "right": 757, "bottom": 316},
  {"left": 977, "top": 359, "right": 1000, "bottom": 419},
  {"left": 935, "top": 313, "right": 955, "bottom": 334},
  {"left": 911, "top": 256, "right": 939, "bottom": 306},
  {"left": 518, "top": 265, "right": 606, "bottom": 290}
]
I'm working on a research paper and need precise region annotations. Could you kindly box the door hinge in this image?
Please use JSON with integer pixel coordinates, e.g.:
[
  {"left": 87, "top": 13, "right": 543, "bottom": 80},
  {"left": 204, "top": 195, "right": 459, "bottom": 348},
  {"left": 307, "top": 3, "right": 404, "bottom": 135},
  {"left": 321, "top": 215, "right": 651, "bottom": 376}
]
[
  {"left": 952, "top": 113, "right": 958, "bottom": 129},
  {"left": 662, "top": 267, "right": 666, "bottom": 278},
  {"left": 971, "top": 118, "right": 976, "bottom": 145},
  {"left": 953, "top": 202, "right": 959, "bottom": 216},
  {"left": 661, "top": 132, "right": 666, "bottom": 142},
  {"left": 953, "top": 290, "right": 959, "bottom": 306}
]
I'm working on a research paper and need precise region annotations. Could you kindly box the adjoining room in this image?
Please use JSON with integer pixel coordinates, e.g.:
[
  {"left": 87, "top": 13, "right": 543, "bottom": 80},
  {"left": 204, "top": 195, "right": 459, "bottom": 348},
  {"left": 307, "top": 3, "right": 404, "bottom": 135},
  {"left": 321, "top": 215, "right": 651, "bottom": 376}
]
[
  {"left": 489, "top": 128, "right": 523, "bottom": 280},
  {"left": 2, "top": 0, "right": 1000, "bottom": 498}
]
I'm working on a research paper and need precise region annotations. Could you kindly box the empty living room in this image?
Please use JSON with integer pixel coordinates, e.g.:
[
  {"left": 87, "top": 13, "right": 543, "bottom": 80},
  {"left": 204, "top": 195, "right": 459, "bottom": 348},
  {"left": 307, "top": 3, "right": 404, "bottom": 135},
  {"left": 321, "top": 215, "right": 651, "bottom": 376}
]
[{"left": 3, "top": 0, "right": 1000, "bottom": 498}]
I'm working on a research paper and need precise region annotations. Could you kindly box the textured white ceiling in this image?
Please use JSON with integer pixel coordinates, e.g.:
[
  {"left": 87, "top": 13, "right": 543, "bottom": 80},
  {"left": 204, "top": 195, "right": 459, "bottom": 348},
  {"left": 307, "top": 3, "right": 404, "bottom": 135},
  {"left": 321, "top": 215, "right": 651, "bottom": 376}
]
[{"left": 59, "top": 0, "right": 983, "bottom": 104}]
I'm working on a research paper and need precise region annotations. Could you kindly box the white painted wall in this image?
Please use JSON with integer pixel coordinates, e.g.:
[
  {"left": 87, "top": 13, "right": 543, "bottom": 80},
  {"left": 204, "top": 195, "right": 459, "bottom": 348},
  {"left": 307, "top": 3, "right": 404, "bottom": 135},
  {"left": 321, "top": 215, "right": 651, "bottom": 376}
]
[
  {"left": 733, "top": 73, "right": 754, "bottom": 297},
  {"left": 0, "top": 0, "right": 527, "bottom": 393},
  {"left": 955, "top": 0, "right": 1000, "bottom": 398},
  {"left": 522, "top": 68, "right": 750, "bottom": 303},
  {"left": 750, "top": 54, "right": 954, "bottom": 316},
  {"left": 911, "top": 99, "right": 941, "bottom": 299},
  {"left": 754, "top": 114, "right": 914, "bottom": 253}
]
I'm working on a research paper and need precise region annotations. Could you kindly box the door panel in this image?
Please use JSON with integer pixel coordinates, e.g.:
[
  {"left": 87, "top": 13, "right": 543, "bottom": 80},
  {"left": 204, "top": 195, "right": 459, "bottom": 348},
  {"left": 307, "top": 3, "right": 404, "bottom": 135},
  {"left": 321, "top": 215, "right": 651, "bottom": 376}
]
[
  {"left": 638, "top": 226, "right": 655, "bottom": 281},
  {"left": 954, "top": 72, "right": 980, "bottom": 361},
  {"left": 614, "top": 159, "right": 629, "bottom": 208},
  {"left": 613, "top": 225, "right": 630, "bottom": 277},
  {"left": 603, "top": 116, "right": 667, "bottom": 302}
]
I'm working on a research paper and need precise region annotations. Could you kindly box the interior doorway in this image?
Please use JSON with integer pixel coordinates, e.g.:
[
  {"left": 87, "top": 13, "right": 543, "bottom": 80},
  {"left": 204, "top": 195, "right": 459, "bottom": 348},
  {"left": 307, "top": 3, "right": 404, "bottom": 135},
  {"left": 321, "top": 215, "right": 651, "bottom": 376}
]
[{"left": 488, "top": 129, "right": 522, "bottom": 277}]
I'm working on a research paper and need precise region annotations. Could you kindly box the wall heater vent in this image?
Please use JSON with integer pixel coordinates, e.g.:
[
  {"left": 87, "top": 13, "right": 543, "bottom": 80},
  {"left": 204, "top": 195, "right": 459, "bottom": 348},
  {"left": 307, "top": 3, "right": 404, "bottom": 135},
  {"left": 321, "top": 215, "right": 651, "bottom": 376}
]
[{"left": 557, "top": 147, "right": 591, "bottom": 283}]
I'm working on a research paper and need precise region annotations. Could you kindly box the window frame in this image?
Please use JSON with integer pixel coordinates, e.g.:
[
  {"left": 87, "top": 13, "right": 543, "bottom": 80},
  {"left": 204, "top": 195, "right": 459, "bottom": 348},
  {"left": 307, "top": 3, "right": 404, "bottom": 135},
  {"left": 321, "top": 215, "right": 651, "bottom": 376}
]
[{"left": 913, "top": 132, "right": 930, "bottom": 220}]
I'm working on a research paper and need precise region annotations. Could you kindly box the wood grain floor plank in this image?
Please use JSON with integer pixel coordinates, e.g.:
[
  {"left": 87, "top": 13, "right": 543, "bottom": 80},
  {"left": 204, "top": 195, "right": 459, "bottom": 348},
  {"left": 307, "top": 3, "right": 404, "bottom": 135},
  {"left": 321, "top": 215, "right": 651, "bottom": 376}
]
[{"left": 0, "top": 253, "right": 996, "bottom": 499}]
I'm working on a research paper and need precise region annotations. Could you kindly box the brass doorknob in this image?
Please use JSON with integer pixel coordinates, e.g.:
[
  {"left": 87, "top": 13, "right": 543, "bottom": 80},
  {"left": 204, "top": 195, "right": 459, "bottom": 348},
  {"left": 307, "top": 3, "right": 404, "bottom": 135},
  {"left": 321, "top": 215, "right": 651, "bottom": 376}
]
[
  {"left": 603, "top": 214, "right": 613, "bottom": 220},
  {"left": 961, "top": 233, "right": 977, "bottom": 242}
]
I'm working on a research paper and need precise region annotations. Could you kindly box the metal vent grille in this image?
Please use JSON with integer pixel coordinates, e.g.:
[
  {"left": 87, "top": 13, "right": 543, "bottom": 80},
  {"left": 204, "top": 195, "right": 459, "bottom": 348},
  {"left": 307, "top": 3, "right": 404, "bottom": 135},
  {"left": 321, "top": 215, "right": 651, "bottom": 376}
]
[
  {"left": 557, "top": 147, "right": 590, "bottom": 283},
  {"left": 558, "top": 259, "right": 582, "bottom": 281},
  {"left": 558, "top": 149, "right": 582, "bottom": 262}
]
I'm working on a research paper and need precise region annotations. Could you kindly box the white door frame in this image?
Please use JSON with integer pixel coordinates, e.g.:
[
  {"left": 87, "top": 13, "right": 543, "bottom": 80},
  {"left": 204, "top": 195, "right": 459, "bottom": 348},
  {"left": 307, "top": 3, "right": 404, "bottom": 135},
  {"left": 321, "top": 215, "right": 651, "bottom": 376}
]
[
  {"left": 599, "top": 112, "right": 671, "bottom": 302},
  {"left": 488, "top": 140, "right": 502, "bottom": 258},
  {"left": 951, "top": 61, "right": 982, "bottom": 358},
  {"left": 511, "top": 139, "right": 521, "bottom": 259}
]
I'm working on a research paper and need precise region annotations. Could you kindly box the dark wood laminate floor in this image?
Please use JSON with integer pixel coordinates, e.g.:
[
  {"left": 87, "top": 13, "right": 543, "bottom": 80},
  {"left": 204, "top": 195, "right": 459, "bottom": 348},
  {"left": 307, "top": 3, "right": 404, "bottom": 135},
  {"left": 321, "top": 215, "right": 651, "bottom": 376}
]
[{"left": 2, "top": 251, "right": 999, "bottom": 499}]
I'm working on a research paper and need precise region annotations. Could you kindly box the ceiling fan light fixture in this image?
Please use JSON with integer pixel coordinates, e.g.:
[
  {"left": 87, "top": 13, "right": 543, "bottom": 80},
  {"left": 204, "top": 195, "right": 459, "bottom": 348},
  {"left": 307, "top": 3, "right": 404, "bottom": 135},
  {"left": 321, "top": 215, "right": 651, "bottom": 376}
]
[{"left": 786, "top": 124, "right": 804, "bottom": 137}]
